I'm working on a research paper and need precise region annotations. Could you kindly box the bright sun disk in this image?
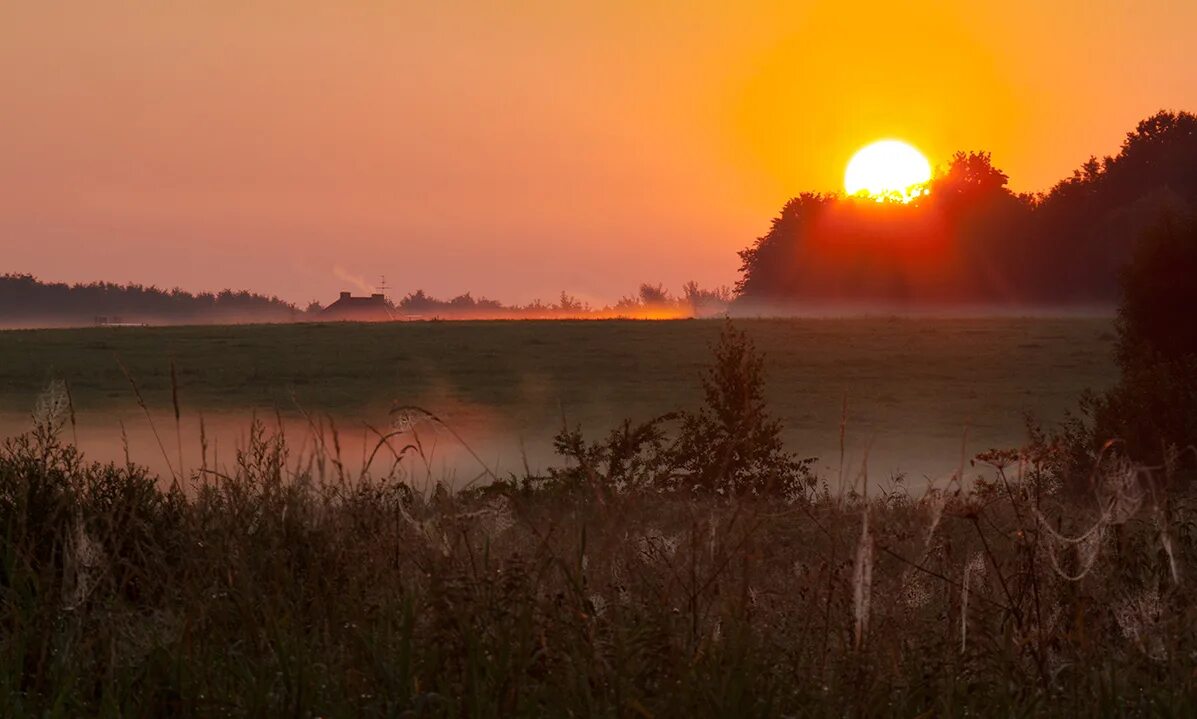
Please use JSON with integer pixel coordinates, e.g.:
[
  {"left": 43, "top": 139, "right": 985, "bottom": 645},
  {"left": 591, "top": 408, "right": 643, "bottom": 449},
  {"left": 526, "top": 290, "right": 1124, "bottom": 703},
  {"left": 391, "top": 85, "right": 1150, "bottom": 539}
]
[{"left": 844, "top": 140, "right": 932, "bottom": 202}]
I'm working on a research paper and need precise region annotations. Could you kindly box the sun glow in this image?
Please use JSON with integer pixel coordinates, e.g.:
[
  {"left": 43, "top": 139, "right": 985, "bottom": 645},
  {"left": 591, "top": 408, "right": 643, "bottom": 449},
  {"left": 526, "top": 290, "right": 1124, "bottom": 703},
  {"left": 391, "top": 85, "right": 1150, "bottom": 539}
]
[{"left": 844, "top": 140, "right": 932, "bottom": 202}]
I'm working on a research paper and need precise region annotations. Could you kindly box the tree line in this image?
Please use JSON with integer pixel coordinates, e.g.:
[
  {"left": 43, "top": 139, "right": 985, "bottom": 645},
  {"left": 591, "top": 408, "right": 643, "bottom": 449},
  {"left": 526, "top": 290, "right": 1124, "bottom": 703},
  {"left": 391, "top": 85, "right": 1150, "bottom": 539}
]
[
  {"left": 735, "top": 110, "right": 1197, "bottom": 306},
  {"left": 388, "top": 282, "right": 732, "bottom": 319},
  {"left": 0, "top": 274, "right": 299, "bottom": 326},
  {"left": 0, "top": 274, "right": 733, "bottom": 327}
]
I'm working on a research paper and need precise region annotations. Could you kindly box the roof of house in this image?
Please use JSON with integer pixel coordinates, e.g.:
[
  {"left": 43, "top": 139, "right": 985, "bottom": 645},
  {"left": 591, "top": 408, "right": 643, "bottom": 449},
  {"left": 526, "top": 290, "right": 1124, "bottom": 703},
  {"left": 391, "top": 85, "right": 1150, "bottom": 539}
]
[{"left": 321, "top": 292, "right": 393, "bottom": 321}]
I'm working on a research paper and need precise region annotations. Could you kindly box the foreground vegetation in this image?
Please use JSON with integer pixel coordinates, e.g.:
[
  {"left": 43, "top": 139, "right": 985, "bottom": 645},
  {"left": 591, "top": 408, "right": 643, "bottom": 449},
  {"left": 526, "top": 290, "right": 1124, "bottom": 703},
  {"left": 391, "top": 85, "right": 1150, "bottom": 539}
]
[
  {"left": 0, "top": 333, "right": 1192, "bottom": 717},
  {"left": 2, "top": 398, "right": 1195, "bottom": 716}
]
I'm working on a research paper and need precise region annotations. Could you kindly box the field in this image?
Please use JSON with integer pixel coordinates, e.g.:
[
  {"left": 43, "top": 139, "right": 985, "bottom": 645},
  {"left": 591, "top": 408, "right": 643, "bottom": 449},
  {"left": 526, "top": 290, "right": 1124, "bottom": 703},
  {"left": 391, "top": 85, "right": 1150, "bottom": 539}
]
[
  {"left": 0, "top": 318, "right": 1116, "bottom": 483},
  {"left": 8, "top": 316, "right": 1197, "bottom": 716}
]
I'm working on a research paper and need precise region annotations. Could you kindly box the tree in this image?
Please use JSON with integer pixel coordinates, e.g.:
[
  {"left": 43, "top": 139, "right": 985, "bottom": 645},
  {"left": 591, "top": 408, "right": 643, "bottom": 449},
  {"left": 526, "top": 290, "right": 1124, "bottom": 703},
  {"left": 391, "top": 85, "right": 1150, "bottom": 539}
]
[
  {"left": 0, "top": 274, "right": 297, "bottom": 325},
  {"left": 397, "top": 290, "right": 434, "bottom": 312},
  {"left": 557, "top": 292, "right": 586, "bottom": 313},
  {"left": 670, "top": 322, "right": 814, "bottom": 498},
  {"left": 733, "top": 111, "right": 1197, "bottom": 307},
  {"left": 929, "top": 151, "right": 1010, "bottom": 201},
  {"left": 735, "top": 193, "right": 831, "bottom": 299},
  {"left": 638, "top": 283, "right": 670, "bottom": 306},
  {"left": 682, "top": 281, "right": 732, "bottom": 316},
  {"left": 538, "top": 322, "right": 814, "bottom": 501},
  {"left": 1088, "top": 211, "right": 1197, "bottom": 474}
]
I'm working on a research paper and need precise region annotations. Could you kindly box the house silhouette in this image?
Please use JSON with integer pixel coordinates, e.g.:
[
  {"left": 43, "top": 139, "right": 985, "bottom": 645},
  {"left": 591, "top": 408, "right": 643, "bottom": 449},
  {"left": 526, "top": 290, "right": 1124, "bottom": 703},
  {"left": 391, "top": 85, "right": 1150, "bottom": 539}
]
[{"left": 321, "top": 292, "right": 393, "bottom": 322}]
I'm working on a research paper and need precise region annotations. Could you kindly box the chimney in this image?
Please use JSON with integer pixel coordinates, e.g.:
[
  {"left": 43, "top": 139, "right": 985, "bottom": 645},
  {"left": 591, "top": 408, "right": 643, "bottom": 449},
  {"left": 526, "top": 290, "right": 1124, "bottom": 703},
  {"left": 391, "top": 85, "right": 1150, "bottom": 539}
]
[
  {"left": 370, "top": 293, "right": 384, "bottom": 300},
  {"left": 339, "top": 292, "right": 351, "bottom": 301}
]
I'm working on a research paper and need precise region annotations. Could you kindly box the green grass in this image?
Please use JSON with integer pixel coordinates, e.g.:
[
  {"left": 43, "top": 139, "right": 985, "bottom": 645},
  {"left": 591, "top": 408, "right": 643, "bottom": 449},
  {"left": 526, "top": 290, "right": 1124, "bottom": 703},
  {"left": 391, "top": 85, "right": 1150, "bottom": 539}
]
[{"left": 0, "top": 318, "right": 1117, "bottom": 480}]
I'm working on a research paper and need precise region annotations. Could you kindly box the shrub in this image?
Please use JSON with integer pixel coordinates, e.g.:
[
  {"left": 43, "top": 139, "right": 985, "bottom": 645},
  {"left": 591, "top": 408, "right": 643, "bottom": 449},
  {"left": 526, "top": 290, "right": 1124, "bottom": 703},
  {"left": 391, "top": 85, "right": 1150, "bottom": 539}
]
[
  {"left": 1027, "top": 211, "right": 1197, "bottom": 489},
  {"left": 1093, "top": 211, "right": 1197, "bottom": 475},
  {"left": 533, "top": 322, "right": 814, "bottom": 501},
  {"left": 669, "top": 322, "right": 814, "bottom": 498}
]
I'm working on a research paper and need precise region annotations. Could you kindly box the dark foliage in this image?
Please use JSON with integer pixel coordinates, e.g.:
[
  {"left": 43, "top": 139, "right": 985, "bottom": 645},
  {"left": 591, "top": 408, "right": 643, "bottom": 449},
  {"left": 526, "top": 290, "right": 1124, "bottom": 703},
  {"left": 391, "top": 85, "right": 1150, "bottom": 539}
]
[
  {"left": 736, "top": 193, "right": 833, "bottom": 299},
  {"left": 540, "top": 415, "right": 680, "bottom": 498},
  {"left": 397, "top": 289, "right": 505, "bottom": 315},
  {"left": 530, "top": 322, "right": 814, "bottom": 500},
  {"left": 668, "top": 323, "right": 814, "bottom": 498},
  {"left": 3, "top": 384, "right": 1197, "bottom": 715},
  {"left": 1023, "top": 211, "right": 1197, "bottom": 488},
  {"left": 1089, "top": 212, "right": 1197, "bottom": 472},
  {"left": 1114, "top": 213, "right": 1197, "bottom": 366},
  {"left": 0, "top": 274, "right": 300, "bottom": 326},
  {"left": 737, "top": 110, "right": 1197, "bottom": 306},
  {"left": 396, "top": 284, "right": 730, "bottom": 318}
]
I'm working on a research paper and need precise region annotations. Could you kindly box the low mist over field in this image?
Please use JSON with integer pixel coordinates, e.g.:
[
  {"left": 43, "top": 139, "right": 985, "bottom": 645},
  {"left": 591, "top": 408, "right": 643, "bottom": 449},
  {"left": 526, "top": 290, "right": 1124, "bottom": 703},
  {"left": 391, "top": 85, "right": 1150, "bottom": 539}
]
[{"left": 0, "top": 318, "right": 1116, "bottom": 485}]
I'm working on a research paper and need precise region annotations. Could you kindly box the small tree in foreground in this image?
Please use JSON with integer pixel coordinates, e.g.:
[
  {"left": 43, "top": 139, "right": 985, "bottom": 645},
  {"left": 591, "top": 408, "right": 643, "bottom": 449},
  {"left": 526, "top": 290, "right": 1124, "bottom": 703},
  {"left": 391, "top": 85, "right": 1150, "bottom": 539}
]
[
  {"left": 671, "top": 322, "right": 814, "bottom": 498},
  {"left": 536, "top": 322, "right": 814, "bottom": 501}
]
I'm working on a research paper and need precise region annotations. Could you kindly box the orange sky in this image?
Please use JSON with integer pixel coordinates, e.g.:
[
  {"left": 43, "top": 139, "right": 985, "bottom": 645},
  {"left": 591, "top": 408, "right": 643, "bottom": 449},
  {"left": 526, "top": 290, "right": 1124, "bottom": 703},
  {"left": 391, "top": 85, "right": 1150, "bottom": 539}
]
[{"left": 2, "top": 1, "right": 1194, "bottom": 305}]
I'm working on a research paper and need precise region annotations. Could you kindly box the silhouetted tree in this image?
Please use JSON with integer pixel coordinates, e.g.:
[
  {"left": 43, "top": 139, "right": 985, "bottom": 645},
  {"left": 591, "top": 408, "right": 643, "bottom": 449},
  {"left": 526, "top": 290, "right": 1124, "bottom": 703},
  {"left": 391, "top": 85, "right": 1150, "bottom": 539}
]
[
  {"left": 682, "top": 281, "right": 732, "bottom": 316},
  {"left": 736, "top": 193, "right": 833, "bottom": 299},
  {"left": 557, "top": 292, "right": 586, "bottom": 313},
  {"left": 1088, "top": 211, "right": 1197, "bottom": 473},
  {"left": 734, "top": 110, "right": 1197, "bottom": 307},
  {"left": 1030, "top": 110, "right": 1197, "bottom": 301},
  {"left": 929, "top": 151, "right": 1010, "bottom": 201},
  {"left": 669, "top": 323, "right": 814, "bottom": 498},
  {"left": 0, "top": 274, "right": 298, "bottom": 326},
  {"left": 638, "top": 283, "right": 671, "bottom": 306}
]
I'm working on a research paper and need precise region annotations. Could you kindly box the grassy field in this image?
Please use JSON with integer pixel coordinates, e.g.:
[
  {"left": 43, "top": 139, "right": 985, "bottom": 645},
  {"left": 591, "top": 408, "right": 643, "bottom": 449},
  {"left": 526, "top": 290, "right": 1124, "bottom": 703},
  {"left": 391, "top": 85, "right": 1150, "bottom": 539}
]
[
  {"left": 6, "top": 316, "right": 1196, "bottom": 716},
  {"left": 2, "top": 372, "right": 1194, "bottom": 716},
  {"left": 0, "top": 318, "right": 1117, "bottom": 481}
]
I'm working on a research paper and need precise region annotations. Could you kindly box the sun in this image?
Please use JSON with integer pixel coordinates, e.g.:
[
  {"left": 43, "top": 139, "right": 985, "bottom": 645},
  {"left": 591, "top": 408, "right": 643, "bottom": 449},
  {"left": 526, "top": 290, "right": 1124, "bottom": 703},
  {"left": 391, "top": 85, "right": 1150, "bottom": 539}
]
[{"left": 844, "top": 140, "right": 932, "bottom": 202}]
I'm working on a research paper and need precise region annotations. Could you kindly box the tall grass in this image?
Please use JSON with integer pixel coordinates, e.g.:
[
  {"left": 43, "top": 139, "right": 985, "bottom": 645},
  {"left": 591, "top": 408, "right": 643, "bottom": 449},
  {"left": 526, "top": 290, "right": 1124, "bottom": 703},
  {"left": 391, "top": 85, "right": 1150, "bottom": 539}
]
[
  {"left": 1, "top": 385, "right": 1195, "bottom": 717},
  {"left": 3, "top": 321, "right": 1196, "bottom": 716}
]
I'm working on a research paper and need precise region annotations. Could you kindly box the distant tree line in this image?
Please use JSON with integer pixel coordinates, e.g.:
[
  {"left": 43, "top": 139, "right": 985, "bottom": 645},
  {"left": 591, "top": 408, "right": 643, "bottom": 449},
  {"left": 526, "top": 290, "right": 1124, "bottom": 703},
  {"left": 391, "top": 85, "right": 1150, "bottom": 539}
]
[
  {"left": 390, "top": 282, "right": 732, "bottom": 319},
  {"left": 0, "top": 274, "right": 300, "bottom": 326},
  {"left": 736, "top": 110, "right": 1197, "bottom": 306},
  {"left": 0, "top": 275, "right": 733, "bottom": 327},
  {"left": 394, "top": 290, "right": 506, "bottom": 315},
  {"left": 614, "top": 282, "right": 733, "bottom": 317}
]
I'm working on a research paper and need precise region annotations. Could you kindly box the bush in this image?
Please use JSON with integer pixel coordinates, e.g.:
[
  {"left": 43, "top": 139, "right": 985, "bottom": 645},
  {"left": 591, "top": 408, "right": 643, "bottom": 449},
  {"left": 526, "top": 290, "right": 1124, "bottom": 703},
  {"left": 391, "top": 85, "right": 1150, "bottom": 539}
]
[
  {"left": 669, "top": 322, "right": 814, "bottom": 498},
  {"left": 1092, "top": 211, "right": 1197, "bottom": 475},
  {"left": 533, "top": 322, "right": 814, "bottom": 500}
]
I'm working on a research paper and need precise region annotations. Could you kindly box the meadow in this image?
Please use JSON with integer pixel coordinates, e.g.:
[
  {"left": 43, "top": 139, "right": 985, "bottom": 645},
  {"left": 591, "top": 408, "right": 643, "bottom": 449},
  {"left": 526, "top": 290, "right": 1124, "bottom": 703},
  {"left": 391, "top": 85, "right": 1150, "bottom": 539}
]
[
  {"left": 0, "top": 318, "right": 1117, "bottom": 483},
  {"left": 1, "top": 317, "right": 1193, "bottom": 717}
]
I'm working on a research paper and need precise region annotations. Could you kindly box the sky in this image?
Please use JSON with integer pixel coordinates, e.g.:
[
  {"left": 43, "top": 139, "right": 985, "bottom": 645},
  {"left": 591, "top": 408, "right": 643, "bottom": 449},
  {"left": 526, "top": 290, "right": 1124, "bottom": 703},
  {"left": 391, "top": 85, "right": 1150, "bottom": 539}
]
[{"left": 2, "top": 1, "right": 1195, "bottom": 306}]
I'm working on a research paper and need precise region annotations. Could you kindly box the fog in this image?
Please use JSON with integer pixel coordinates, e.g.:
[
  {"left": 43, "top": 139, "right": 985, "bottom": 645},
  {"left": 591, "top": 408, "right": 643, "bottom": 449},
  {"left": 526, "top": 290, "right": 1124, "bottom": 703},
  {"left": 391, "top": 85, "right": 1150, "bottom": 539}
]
[
  {"left": 0, "top": 401, "right": 1077, "bottom": 495},
  {"left": 0, "top": 316, "right": 1119, "bottom": 491}
]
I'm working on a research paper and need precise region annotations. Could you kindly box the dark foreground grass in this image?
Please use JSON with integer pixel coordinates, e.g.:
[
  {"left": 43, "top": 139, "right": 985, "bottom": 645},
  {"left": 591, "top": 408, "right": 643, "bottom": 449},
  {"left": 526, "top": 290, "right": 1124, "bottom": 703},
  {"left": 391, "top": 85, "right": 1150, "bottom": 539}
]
[{"left": 2, "top": 395, "right": 1195, "bottom": 717}]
